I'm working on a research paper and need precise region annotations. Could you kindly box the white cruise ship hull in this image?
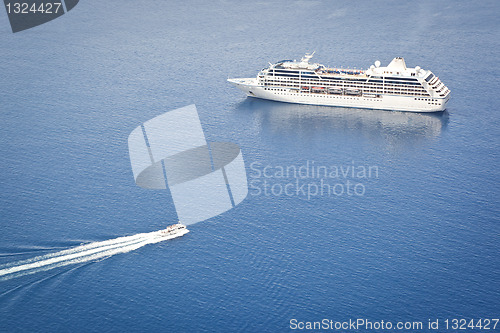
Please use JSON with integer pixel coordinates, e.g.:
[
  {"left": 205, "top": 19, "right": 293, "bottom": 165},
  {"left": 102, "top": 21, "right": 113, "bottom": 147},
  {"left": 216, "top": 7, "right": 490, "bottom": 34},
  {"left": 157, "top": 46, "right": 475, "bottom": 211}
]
[{"left": 228, "top": 78, "right": 449, "bottom": 113}]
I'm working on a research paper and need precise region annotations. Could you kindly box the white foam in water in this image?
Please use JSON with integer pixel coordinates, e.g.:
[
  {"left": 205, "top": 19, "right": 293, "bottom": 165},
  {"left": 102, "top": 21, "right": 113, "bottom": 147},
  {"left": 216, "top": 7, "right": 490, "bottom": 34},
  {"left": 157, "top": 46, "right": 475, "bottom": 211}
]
[{"left": 0, "top": 230, "right": 185, "bottom": 281}]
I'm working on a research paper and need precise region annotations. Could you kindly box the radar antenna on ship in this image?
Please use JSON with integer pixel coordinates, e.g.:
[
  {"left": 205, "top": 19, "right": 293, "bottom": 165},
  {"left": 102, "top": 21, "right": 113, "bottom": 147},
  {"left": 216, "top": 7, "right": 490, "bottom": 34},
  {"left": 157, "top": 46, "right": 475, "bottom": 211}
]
[{"left": 301, "top": 51, "right": 315, "bottom": 63}]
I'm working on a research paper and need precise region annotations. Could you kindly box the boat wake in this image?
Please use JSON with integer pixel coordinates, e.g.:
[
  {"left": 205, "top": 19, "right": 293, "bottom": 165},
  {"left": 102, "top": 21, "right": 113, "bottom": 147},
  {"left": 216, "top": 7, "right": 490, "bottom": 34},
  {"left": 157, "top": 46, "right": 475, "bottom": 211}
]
[{"left": 0, "top": 229, "right": 184, "bottom": 281}]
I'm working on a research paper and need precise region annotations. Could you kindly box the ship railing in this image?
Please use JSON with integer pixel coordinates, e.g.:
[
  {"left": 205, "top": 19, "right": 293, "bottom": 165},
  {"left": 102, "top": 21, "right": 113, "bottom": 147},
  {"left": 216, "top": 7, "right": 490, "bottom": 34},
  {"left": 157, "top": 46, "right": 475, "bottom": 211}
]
[{"left": 319, "top": 68, "right": 366, "bottom": 76}]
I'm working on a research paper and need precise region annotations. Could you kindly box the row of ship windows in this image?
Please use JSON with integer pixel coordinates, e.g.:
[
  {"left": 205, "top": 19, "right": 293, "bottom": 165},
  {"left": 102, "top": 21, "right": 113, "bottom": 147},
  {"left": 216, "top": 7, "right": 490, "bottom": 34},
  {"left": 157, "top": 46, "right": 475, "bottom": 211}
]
[
  {"left": 270, "top": 90, "right": 383, "bottom": 101},
  {"left": 269, "top": 92, "right": 385, "bottom": 101},
  {"left": 264, "top": 78, "right": 422, "bottom": 87},
  {"left": 264, "top": 83, "right": 424, "bottom": 90},
  {"left": 267, "top": 75, "right": 422, "bottom": 84},
  {"left": 435, "top": 86, "right": 447, "bottom": 94},
  {"left": 415, "top": 97, "right": 438, "bottom": 101},
  {"left": 265, "top": 84, "right": 426, "bottom": 90},
  {"left": 264, "top": 86, "right": 428, "bottom": 95},
  {"left": 431, "top": 82, "right": 442, "bottom": 89},
  {"left": 266, "top": 80, "right": 420, "bottom": 86},
  {"left": 415, "top": 97, "right": 440, "bottom": 105},
  {"left": 264, "top": 87, "right": 430, "bottom": 97},
  {"left": 270, "top": 72, "right": 420, "bottom": 82}
]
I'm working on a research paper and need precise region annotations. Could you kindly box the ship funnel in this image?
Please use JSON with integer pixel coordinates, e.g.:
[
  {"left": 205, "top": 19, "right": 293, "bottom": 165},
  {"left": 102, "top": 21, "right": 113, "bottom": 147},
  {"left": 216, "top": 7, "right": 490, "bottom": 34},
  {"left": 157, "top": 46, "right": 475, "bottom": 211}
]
[{"left": 387, "top": 57, "right": 407, "bottom": 71}]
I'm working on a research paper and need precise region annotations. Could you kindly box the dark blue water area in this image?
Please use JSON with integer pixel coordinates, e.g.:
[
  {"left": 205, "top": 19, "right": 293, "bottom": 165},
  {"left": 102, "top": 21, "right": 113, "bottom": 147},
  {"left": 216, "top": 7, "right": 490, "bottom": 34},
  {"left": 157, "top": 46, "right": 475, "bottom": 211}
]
[{"left": 0, "top": 1, "right": 499, "bottom": 332}]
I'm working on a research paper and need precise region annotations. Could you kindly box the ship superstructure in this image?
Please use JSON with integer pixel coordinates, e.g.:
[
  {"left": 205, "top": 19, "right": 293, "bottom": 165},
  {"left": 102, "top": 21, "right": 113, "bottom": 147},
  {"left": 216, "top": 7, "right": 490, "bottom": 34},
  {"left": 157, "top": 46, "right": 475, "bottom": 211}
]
[{"left": 228, "top": 53, "right": 450, "bottom": 112}]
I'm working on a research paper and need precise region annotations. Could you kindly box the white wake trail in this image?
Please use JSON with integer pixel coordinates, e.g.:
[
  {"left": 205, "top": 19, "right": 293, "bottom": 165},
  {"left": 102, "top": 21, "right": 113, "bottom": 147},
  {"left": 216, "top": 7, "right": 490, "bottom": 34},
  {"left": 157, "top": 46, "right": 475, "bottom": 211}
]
[{"left": 0, "top": 230, "right": 183, "bottom": 281}]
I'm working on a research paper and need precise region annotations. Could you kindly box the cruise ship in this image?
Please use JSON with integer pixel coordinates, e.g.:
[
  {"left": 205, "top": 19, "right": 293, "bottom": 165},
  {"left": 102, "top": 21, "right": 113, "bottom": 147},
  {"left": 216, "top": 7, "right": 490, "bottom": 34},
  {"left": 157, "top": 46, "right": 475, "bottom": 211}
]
[{"left": 228, "top": 53, "right": 450, "bottom": 112}]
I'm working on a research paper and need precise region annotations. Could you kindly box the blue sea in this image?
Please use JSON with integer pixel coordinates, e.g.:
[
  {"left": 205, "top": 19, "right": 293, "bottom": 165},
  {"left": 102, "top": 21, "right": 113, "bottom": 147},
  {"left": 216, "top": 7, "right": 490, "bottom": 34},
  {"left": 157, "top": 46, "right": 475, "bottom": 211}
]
[{"left": 0, "top": 1, "right": 499, "bottom": 332}]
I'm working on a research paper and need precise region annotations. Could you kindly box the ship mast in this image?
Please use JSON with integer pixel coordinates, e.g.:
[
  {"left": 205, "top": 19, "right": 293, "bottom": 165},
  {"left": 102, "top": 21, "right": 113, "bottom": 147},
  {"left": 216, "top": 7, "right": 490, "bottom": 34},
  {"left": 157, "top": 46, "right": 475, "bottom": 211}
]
[{"left": 301, "top": 51, "right": 315, "bottom": 63}]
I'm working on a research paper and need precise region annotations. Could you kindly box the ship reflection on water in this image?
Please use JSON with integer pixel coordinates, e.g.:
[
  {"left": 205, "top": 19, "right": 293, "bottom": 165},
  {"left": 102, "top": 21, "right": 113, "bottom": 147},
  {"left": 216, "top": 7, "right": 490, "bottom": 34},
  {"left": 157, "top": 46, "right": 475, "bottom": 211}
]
[{"left": 234, "top": 97, "right": 449, "bottom": 148}]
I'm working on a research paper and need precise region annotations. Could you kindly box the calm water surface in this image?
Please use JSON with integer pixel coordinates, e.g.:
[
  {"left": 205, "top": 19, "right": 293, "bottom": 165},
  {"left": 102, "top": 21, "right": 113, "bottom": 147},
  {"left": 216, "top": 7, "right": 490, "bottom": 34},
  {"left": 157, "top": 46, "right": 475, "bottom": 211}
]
[{"left": 0, "top": 1, "right": 499, "bottom": 332}]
